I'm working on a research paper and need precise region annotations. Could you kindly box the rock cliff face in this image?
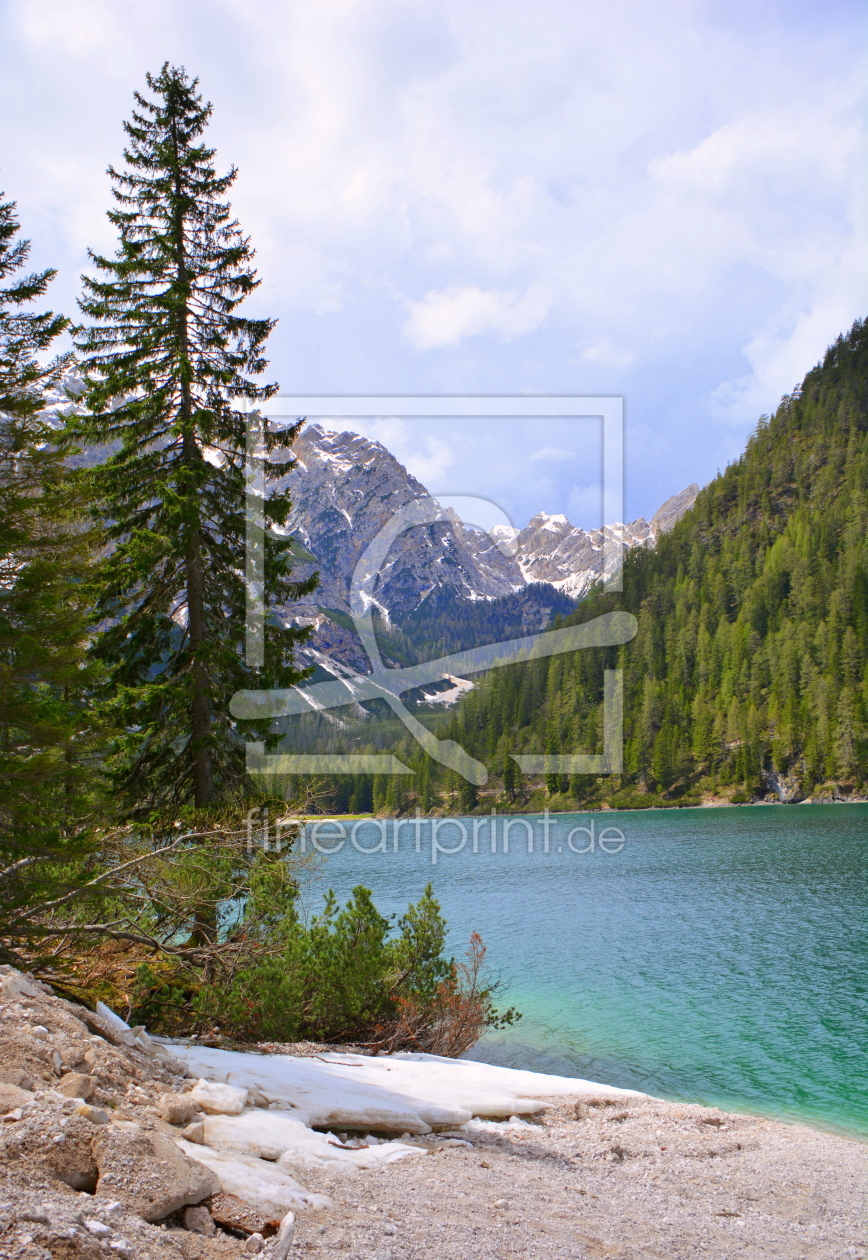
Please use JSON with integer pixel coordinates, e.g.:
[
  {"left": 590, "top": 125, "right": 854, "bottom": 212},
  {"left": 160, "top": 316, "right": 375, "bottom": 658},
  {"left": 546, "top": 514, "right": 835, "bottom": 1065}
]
[
  {"left": 493, "top": 484, "right": 700, "bottom": 599},
  {"left": 279, "top": 424, "right": 525, "bottom": 622},
  {"left": 279, "top": 424, "right": 700, "bottom": 629}
]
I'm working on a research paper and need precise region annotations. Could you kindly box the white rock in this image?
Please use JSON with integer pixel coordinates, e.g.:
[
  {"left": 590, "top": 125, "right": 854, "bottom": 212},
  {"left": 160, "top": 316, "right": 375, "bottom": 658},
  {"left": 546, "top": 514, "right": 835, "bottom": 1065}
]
[
  {"left": 0, "top": 969, "right": 40, "bottom": 1000},
  {"left": 85, "top": 1220, "right": 112, "bottom": 1236},
  {"left": 31, "top": 1025, "right": 50, "bottom": 1041},
  {"left": 269, "top": 1211, "right": 296, "bottom": 1260},
  {"left": 175, "top": 1139, "right": 330, "bottom": 1216},
  {"left": 190, "top": 1078, "right": 248, "bottom": 1115}
]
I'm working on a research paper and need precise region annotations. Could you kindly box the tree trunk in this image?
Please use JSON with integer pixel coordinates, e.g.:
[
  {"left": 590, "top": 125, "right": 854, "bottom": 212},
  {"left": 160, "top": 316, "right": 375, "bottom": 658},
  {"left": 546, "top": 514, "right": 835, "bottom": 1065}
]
[
  {"left": 171, "top": 105, "right": 213, "bottom": 810},
  {"left": 183, "top": 470, "right": 213, "bottom": 809}
]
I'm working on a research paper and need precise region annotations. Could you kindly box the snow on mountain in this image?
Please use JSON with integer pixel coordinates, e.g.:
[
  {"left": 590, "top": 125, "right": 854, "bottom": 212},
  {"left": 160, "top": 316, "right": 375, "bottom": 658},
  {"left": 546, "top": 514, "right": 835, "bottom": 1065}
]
[
  {"left": 278, "top": 423, "right": 526, "bottom": 624},
  {"left": 279, "top": 423, "right": 700, "bottom": 616}
]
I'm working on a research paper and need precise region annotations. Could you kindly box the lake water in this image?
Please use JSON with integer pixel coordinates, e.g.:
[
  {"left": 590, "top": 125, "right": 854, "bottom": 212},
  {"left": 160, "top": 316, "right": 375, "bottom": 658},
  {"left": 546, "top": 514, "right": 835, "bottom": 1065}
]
[{"left": 296, "top": 803, "right": 868, "bottom": 1140}]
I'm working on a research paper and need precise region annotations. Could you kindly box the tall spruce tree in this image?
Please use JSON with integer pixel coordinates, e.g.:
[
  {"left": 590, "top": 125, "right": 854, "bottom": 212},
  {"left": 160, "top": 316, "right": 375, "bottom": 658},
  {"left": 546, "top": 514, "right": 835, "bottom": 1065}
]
[
  {"left": 71, "top": 64, "right": 314, "bottom": 816},
  {"left": 0, "top": 193, "right": 102, "bottom": 940}
]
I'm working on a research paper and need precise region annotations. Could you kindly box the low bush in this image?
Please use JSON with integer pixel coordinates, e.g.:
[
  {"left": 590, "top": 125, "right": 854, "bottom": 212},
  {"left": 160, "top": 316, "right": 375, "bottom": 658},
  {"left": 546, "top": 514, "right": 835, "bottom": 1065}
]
[{"left": 131, "top": 876, "right": 518, "bottom": 1055}]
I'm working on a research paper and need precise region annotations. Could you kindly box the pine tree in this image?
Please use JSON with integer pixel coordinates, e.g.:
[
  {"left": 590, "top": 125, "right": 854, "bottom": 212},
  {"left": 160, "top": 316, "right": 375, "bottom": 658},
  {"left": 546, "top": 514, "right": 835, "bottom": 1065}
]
[
  {"left": 70, "top": 65, "right": 315, "bottom": 816},
  {"left": 0, "top": 193, "right": 103, "bottom": 953}
]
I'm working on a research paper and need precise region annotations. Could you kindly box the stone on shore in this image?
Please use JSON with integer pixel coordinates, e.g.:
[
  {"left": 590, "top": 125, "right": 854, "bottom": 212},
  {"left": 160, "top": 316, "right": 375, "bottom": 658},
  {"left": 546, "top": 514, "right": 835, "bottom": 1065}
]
[
  {"left": 56, "top": 1071, "right": 97, "bottom": 1099},
  {"left": 158, "top": 1091, "right": 201, "bottom": 1125},
  {"left": 0, "top": 1082, "right": 34, "bottom": 1112},
  {"left": 92, "top": 1123, "right": 220, "bottom": 1221}
]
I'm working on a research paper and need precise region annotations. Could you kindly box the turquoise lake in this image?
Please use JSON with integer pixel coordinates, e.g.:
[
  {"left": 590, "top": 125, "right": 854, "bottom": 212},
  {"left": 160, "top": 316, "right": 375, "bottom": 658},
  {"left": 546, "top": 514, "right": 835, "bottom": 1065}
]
[{"left": 297, "top": 803, "right": 868, "bottom": 1141}]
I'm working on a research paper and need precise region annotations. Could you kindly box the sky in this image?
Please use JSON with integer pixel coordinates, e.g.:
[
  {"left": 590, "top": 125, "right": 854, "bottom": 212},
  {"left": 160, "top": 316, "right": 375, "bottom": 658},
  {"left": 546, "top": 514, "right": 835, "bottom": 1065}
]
[{"left": 1, "top": 0, "right": 866, "bottom": 528}]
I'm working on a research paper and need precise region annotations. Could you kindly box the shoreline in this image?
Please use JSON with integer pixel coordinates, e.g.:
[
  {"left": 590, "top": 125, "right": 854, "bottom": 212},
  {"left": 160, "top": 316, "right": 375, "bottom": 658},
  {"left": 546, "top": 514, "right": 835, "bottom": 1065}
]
[
  {"left": 464, "top": 1043, "right": 868, "bottom": 1149},
  {"left": 298, "top": 797, "right": 868, "bottom": 822},
  {"left": 2, "top": 970, "right": 865, "bottom": 1260}
]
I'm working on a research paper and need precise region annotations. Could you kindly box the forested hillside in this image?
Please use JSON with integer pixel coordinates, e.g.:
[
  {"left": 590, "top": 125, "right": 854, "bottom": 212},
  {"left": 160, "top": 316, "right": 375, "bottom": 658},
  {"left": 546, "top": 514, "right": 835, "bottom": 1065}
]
[
  {"left": 320, "top": 318, "right": 868, "bottom": 813},
  {"left": 439, "top": 317, "right": 867, "bottom": 808}
]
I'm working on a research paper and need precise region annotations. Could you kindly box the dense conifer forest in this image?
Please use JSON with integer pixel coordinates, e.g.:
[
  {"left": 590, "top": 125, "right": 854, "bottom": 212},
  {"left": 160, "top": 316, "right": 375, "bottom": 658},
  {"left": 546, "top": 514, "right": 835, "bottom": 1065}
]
[
  {"left": 316, "top": 319, "right": 867, "bottom": 813},
  {"left": 443, "top": 318, "right": 868, "bottom": 807}
]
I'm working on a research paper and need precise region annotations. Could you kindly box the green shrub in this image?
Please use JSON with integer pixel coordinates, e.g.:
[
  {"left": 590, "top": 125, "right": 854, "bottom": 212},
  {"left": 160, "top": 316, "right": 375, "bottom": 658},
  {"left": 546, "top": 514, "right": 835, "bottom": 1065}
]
[{"left": 131, "top": 878, "right": 511, "bottom": 1054}]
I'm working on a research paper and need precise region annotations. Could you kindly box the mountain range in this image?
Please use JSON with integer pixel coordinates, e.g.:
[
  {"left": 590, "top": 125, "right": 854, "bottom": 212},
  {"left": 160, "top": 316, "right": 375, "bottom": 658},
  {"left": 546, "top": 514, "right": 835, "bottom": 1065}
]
[{"left": 279, "top": 422, "right": 698, "bottom": 674}]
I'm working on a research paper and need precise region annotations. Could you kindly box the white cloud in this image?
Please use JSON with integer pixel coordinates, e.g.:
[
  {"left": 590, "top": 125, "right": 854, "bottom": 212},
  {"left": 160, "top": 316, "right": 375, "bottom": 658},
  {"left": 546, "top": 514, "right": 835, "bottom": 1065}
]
[
  {"left": 530, "top": 446, "right": 575, "bottom": 462},
  {"left": 403, "top": 284, "right": 549, "bottom": 350},
  {"left": 579, "top": 337, "right": 635, "bottom": 368},
  {"left": 1, "top": 0, "right": 864, "bottom": 520}
]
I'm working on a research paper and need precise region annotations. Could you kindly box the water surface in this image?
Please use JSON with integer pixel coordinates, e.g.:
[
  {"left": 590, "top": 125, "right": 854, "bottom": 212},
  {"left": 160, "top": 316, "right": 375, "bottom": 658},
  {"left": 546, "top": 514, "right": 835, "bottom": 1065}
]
[{"left": 298, "top": 803, "right": 868, "bottom": 1139}]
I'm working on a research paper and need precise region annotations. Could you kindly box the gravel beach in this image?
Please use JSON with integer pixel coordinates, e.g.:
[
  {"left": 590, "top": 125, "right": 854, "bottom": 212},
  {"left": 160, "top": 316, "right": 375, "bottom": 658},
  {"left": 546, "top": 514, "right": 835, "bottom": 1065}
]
[
  {"left": 287, "top": 1095, "right": 867, "bottom": 1260},
  {"left": 0, "top": 965, "right": 864, "bottom": 1260}
]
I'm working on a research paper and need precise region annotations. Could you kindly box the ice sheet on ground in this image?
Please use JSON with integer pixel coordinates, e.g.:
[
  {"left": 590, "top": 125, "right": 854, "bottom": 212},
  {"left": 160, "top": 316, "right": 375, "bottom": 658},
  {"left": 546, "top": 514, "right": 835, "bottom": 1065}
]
[
  {"left": 318, "top": 1053, "right": 642, "bottom": 1103},
  {"left": 175, "top": 1139, "right": 330, "bottom": 1216},
  {"left": 170, "top": 1045, "right": 465, "bottom": 1132},
  {"left": 199, "top": 1110, "right": 427, "bottom": 1172},
  {"left": 169, "top": 1043, "right": 646, "bottom": 1134},
  {"left": 191, "top": 1079, "right": 248, "bottom": 1114}
]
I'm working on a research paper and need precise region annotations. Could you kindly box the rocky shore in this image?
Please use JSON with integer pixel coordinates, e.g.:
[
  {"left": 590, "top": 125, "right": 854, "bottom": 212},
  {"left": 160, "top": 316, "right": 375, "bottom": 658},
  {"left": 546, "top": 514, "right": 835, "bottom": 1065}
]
[{"left": 0, "top": 965, "right": 864, "bottom": 1260}]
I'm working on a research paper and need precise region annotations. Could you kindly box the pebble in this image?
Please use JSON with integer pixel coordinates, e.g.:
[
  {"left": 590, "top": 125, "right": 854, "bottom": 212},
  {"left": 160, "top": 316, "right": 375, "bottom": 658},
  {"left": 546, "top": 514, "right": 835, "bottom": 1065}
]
[
  {"left": 30, "top": 1026, "right": 49, "bottom": 1041},
  {"left": 85, "top": 1219, "right": 112, "bottom": 1236},
  {"left": 182, "top": 1205, "right": 216, "bottom": 1236},
  {"left": 75, "top": 1103, "right": 111, "bottom": 1125}
]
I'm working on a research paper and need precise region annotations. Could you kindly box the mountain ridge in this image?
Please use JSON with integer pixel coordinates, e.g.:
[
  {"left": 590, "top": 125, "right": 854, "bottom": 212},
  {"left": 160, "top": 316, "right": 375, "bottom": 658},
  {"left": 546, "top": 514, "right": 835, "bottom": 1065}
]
[{"left": 278, "top": 422, "right": 698, "bottom": 674}]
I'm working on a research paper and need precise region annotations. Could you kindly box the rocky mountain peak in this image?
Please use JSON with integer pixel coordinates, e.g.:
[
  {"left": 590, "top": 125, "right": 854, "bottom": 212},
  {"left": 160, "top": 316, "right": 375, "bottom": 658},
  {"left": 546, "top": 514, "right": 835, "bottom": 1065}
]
[
  {"left": 282, "top": 424, "right": 701, "bottom": 621},
  {"left": 650, "top": 483, "right": 701, "bottom": 535}
]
